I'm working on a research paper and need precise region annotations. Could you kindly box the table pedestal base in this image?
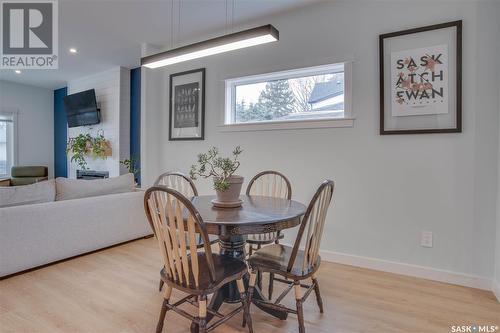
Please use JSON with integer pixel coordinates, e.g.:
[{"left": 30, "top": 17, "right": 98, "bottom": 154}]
[{"left": 219, "top": 234, "right": 246, "bottom": 303}]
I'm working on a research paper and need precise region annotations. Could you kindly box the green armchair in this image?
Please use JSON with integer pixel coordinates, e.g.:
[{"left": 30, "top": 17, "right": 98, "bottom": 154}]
[{"left": 10, "top": 166, "right": 48, "bottom": 186}]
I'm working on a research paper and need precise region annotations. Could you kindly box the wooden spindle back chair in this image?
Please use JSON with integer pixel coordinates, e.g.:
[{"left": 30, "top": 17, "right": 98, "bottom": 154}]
[
  {"left": 247, "top": 180, "right": 334, "bottom": 333},
  {"left": 145, "top": 187, "right": 215, "bottom": 288},
  {"left": 246, "top": 170, "right": 292, "bottom": 200},
  {"left": 154, "top": 171, "right": 198, "bottom": 198},
  {"left": 245, "top": 170, "right": 292, "bottom": 298},
  {"left": 144, "top": 187, "right": 252, "bottom": 333},
  {"left": 289, "top": 180, "right": 334, "bottom": 274},
  {"left": 245, "top": 170, "right": 292, "bottom": 246},
  {"left": 153, "top": 172, "right": 216, "bottom": 292}
]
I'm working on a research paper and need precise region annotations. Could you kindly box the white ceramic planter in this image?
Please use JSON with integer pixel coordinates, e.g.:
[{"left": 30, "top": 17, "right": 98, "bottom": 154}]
[{"left": 213, "top": 175, "right": 244, "bottom": 207}]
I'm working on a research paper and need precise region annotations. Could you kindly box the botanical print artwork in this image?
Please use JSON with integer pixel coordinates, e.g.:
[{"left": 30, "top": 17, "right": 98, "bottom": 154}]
[
  {"left": 173, "top": 82, "right": 199, "bottom": 128},
  {"left": 391, "top": 44, "right": 449, "bottom": 117}
]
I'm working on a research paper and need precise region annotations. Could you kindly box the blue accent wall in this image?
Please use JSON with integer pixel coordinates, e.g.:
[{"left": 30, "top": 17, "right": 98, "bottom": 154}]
[
  {"left": 54, "top": 87, "right": 68, "bottom": 178},
  {"left": 130, "top": 67, "right": 141, "bottom": 184}
]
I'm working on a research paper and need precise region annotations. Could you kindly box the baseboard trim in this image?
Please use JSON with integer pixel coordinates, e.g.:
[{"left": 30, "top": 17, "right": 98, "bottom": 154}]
[
  {"left": 492, "top": 279, "right": 500, "bottom": 302},
  {"left": 317, "top": 249, "right": 493, "bottom": 291}
]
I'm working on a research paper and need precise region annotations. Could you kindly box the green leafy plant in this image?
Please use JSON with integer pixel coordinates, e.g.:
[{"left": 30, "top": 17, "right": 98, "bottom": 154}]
[
  {"left": 91, "top": 132, "right": 108, "bottom": 159},
  {"left": 66, "top": 133, "right": 92, "bottom": 170},
  {"left": 190, "top": 146, "right": 242, "bottom": 191},
  {"left": 120, "top": 156, "right": 139, "bottom": 175},
  {"left": 67, "top": 131, "right": 110, "bottom": 170}
]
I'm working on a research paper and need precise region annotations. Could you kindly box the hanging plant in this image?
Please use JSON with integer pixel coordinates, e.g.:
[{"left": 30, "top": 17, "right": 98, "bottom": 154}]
[
  {"left": 91, "top": 130, "right": 111, "bottom": 159},
  {"left": 67, "top": 130, "right": 112, "bottom": 170},
  {"left": 67, "top": 133, "right": 92, "bottom": 170}
]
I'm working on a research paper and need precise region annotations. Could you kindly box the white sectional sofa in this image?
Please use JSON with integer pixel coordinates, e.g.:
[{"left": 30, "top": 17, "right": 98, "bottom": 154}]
[{"left": 0, "top": 174, "right": 152, "bottom": 277}]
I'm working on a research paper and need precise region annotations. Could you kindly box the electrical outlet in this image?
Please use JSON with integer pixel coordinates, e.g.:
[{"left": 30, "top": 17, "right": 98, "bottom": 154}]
[{"left": 421, "top": 231, "right": 433, "bottom": 248}]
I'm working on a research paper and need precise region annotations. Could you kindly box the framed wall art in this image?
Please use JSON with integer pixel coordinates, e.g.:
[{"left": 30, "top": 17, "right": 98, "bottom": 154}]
[
  {"left": 379, "top": 21, "right": 462, "bottom": 134},
  {"left": 169, "top": 68, "right": 205, "bottom": 140}
]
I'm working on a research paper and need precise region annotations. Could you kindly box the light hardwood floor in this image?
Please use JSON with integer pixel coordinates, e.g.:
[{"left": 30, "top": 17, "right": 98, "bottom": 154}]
[{"left": 1, "top": 238, "right": 498, "bottom": 333}]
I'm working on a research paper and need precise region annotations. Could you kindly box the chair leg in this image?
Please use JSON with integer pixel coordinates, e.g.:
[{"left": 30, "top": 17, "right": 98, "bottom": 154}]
[
  {"left": 312, "top": 275, "right": 324, "bottom": 313},
  {"left": 198, "top": 295, "right": 208, "bottom": 333},
  {"left": 267, "top": 234, "right": 279, "bottom": 299},
  {"left": 268, "top": 273, "right": 274, "bottom": 300},
  {"left": 294, "top": 281, "right": 305, "bottom": 333},
  {"left": 243, "top": 271, "right": 257, "bottom": 328},
  {"left": 237, "top": 279, "right": 253, "bottom": 333},
  {"left": 156, "top": 285, "right": 172, "bottom": 333},
  {"left": 256, "top": 244, "right": 262, "bottom": 291},
  {"left": 158, "top": 279, "right": 164, "bottom": 292}
]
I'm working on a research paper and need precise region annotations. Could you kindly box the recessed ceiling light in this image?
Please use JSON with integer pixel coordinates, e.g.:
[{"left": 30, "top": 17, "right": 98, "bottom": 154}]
[
  {"left": 14, "top": 70, "right": 21, "bottom": 74},
  {"left": 69, "top": 48, "right": 78, "bottom": 54}
]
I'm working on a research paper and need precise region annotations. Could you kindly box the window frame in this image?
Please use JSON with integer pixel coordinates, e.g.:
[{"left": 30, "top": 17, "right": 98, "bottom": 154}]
[
  {"left": 0, "top": 109, "right": 19, "bottom": 178},
  {"left": 222, "top": 62, "right": 353, "bottom": 132}
]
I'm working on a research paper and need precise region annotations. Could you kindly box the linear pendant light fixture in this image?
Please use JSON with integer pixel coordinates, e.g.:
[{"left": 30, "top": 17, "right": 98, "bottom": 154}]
[{"left": 141, "top": 24, "right": 279, "bottom": 69}]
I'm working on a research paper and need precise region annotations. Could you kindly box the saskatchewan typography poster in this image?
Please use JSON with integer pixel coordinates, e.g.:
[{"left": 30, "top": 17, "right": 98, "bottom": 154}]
[{"left": 391, "top": 44, "right": 448, "bottom": 117}]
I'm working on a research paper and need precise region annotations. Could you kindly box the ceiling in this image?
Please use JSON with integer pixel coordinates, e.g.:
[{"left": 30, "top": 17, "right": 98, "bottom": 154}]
[{"left": 0, "top": 0, "right": 321, "bottom": 89}]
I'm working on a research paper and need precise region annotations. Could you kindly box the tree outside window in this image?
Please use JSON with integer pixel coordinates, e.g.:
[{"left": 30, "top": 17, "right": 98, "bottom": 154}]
[{"left": 234, "top": 71, "right": 345, "bottom": 123}]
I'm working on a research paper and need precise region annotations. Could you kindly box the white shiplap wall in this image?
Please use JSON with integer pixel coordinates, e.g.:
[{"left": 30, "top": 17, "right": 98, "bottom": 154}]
[{"left": 67, "top": 67, "right": 130, "bottom": 178}]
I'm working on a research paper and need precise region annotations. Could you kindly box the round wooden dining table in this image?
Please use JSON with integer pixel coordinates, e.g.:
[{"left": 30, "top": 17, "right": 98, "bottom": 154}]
[{"left": 188, "top": 194, "right": 307, "bottom": 333}]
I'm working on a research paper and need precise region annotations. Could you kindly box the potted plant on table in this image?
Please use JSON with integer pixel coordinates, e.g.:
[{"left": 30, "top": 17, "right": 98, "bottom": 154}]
[{"left": 190, "top": 146, "right": 243, "bottom": 208}]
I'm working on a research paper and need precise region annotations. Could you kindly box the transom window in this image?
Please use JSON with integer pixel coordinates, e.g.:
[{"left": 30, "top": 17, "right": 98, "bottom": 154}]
[{"left": 224, "top": 62, "right": 352, "bottom": 130}]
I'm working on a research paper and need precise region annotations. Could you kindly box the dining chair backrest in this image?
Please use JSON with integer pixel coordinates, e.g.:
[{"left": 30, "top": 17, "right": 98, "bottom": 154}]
[
  {"left": 154, "top": 171, "right": 198, "bottom": 198},
  {"left": 287, "top": 180, "right": 334, "bottom": 273},
  {"left": 246, "top": 170, "right": 292, "bottom": 200},
  {"left": 144, "top": 186, "right": 215, "bottom": 288}
]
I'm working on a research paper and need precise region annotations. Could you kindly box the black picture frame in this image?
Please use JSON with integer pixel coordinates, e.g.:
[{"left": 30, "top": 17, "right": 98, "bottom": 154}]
[
  {"left": 379, "top": 20, "right": 462, "bottom": 135},
  {"left": 169, "top": 68, "right": 205, "bottom": 141}
]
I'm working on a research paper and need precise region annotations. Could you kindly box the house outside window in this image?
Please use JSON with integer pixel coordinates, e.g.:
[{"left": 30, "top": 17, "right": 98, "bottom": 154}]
[
  {"left": 224, "top": 62, "right": 352, "bottom": 131},
  {"left": 0, "top": 112, "right": 17, "bottom": 177}
]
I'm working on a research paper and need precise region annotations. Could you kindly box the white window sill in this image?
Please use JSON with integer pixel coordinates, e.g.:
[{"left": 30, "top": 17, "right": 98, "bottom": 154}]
[{"left": 218, "top": 118, "right": 355, "bottom": 132}]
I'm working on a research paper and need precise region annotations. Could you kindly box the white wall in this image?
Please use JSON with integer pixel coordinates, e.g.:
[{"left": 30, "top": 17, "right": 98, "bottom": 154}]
[
  {"left": 67, "top": 67, "right": 130, "bottom": 178},
  {"left": 141, "top": 1, "right": 500, "bottom": 283},
  {"left": 496, "top": 75, "right": 500, "bottom": 299},
  {"left": 494, "top": 2, "right": 500, "bottom": 301},
  {"left": 0, "top": 80, "right": 54, "bottom": 178}
]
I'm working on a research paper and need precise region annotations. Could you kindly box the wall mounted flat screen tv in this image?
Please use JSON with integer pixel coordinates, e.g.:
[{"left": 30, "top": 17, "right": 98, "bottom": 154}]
[{"left": 64, "top": 89, "right": 100, "bottom": 128}]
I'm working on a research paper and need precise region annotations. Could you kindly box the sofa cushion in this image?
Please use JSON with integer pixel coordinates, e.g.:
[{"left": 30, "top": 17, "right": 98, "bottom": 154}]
[
  {"left": 0, "top": 179, "right": 55, "bottom": 208},
  {"left": 11, "top": 166, "right": 48, "bottom": 177},
  {"left": 55, "top": 173, "right": 135, "bottom": 201},
  {"left": 10, "top": 177, "right": 49, "bottom": 186}
]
